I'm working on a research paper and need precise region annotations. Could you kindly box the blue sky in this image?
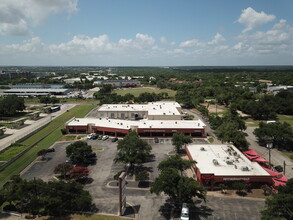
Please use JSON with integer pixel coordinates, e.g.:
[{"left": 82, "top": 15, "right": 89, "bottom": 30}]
[{"left": 0, "top": 0, "right": 292, "bottom": 66}]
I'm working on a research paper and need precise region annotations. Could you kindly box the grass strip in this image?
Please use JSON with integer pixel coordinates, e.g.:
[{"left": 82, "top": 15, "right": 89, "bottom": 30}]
[{"left": 0, "top": 104, "right": 95, "bottom": 187}]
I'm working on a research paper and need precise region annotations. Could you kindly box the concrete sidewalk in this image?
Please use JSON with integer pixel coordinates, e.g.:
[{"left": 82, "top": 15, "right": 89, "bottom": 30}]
[{"left": 0, "top": 104, "right": 76, "bottom": 152}]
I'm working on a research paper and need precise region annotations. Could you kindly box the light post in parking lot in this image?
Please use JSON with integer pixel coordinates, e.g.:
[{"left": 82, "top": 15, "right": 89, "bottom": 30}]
[{"left": 266, "top": 141, "right": 273, "bottom": 165}]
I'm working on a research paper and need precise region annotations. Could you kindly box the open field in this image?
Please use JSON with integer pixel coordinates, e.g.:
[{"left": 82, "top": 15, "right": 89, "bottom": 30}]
[
  {"left": 113, "top": 87, "right": 176, "bottom": 98},
  {"left": 0, "top": 104, "right": 95, "bottom": 187},
  {"left": 278, "top": 114, "right": 293, "bottom": 126}
]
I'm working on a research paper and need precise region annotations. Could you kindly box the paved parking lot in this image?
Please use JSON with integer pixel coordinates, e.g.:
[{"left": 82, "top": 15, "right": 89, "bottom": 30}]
[{"left": 21, "top": 138, "right": 265, "bottom": 219}]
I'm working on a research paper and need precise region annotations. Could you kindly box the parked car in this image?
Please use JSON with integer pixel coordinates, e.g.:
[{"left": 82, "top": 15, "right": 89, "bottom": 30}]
[
  {"left": 180, "top": 203, "right": 189, "bottom": 220},
  {"left": 46, "top": 148, "right": 55, "bottom": 153},
  {"left": 98, "top": 135, "right": 103, "bottom": 140},
  {"left": 154, "top": 137, "right": 159, "bottom": 143},
  {"left": 102, "top": 135, "right": 109, "bottom": 141},
  {"left": 111, "top": 137, "right": 118, "bottom": 142},
  {"left": 274, "top": 165, "right": 283, "bottom": 172},
  {"left": 87, "top": 133, "right": 94, "bottom": 139}
]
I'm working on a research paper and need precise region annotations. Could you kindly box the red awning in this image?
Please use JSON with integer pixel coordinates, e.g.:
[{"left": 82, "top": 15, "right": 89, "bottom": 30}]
[
  {"left": 253, "top": 156, "right": 269, "bottom": 163},
  {"left": 272, "top": 178, "right": 287, "bottom": 186},
  {"left": 244, "top": 149, "right": 261, "bottom": 157},
  {"left": 264, "top": 168, "right": 282, "bottom": 177},
  {"left": 275, "top": 174, "right": 288, "bottom": 182},
  {"left": 245, "top": 154, "right": 259, "bottom": 160}
]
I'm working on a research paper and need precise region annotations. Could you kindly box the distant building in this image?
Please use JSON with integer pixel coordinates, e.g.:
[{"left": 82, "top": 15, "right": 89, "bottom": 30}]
[
  {"left": 93, "top": 80, "right": 140, "bottom": 88},
  {"left": 2, "top": 88, "right": 70, "bottom": 96},
  {"left": 267, "top": 85, "right": 293, "bottom": 95},
  {"left": 258, "top": 79, "right": 272, "bottom": 84}
]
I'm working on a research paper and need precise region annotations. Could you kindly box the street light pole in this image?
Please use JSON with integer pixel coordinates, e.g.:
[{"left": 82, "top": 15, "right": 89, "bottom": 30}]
[{"left": 266, "top": 142, "right": 273, "bottom": 165}]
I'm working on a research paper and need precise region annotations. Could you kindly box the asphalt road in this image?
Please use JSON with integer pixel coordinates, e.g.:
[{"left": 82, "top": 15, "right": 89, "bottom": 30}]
[{"left": 245, "top": 126, "right": 293, "bottom": 179}]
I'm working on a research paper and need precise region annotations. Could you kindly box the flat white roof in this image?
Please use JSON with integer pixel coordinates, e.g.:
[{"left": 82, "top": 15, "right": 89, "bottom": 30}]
[
  {"left": 67, "top": 118, "right": 205, "bottom": 130},
  {"left": 98, "top": 101, "right": 181, "bottom": 116},
  {"left": 187, "top": 144, "right": 270, "bottom": 177}
]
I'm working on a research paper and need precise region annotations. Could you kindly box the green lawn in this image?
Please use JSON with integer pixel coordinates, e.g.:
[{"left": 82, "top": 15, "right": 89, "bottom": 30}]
[
  {"left": 0, "top": 104, "right": 95, "bottom": 187},
  {"left": 277, "top": 114, "right": 293, "bottom": 126},
  {"left": 113, "top": 87, "right": 176, "bottom": 98}
]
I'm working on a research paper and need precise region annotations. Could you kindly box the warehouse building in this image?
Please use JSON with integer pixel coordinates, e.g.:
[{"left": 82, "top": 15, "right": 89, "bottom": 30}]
[
  {"left": 186, "top": 144, "right": 273, "bottom": 190},
  {"left": 2, "top": 88, "right": 71, "bottom": 96},
  {"left": 93, "top": 80, "right": 140, "bottom": 88}
]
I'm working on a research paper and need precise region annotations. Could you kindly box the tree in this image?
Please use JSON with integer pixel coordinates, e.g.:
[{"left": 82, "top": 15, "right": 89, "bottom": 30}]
[
  {"left": 66, "top": 141, "right": 93, "bottom": 164},
  {"left": 215, "top": 122, "right": 249, "bottom": 151},
  {"left": 172, "top": 132, "right": 192, "bottom": 154},
  {"left": 232, "top": 182, "right": 246, "bottom": 195},
  {"left": 0, "top": 95, "right": 25, "bottom": 117},
  {"left": 114, "top": 131, "right": 152, "bottom": 171},
  {"left": 254, "top": 122, "right": 293, "bottom": 151},
  {"left": 69, "top": 166, "right": 89, "bottom": 180},
  {"left": 151, "top": 168, "right": 206, "bottom": 205},
  {"left": 261, "top": 178, "right": 293, "bottom": 220},
  {"left": 0, "top": 176, "right": 93, "bottom": 217},
  {"left": 158, "top": 155, "right": 195, "bottom": 176},
  {"left": 37, "top": 149, "right": 47, "bottom": 160},
  {"left": 54, "top": 163, "right": 74, "bottom": 179},
  {"left": 39, "top": 96, "right": 51, "bottom": 105}
]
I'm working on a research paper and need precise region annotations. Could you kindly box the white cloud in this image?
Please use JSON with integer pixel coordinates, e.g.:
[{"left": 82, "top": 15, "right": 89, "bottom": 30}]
[
  {"left": 208, "top": 32, "right": 225, "bottom": 45},
  {"left": 160, "top": 37, "right": 168, "bottom": 44},
  {"left": 49, "top": 34, "right": 113, "bottom": 55},
  {"left": 237, "top": 7, "right": 275, "bottom": 33},
  {"left": 233, "top": 19, "right": 293, "bottom": 56},
  {"left": 179, "top": 38, "right": 205, "bottom": 48},
  {"left": 0, "top": 0, "right": 78, "bottom": 36},
  {"left": 118, "top": 33, "right": 155, "bottom": 50}
]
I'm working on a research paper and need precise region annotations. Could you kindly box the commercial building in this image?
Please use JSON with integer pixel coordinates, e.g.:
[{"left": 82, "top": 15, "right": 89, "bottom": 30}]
[
  {"left": 65, "top": 101, "right": 206, "bottom": 137},
  {"left": 186, "top": 144, "right": 273, "bottom": 190},
  {"left": 97, "top": 102, "right": 182, "bottom": 120}
]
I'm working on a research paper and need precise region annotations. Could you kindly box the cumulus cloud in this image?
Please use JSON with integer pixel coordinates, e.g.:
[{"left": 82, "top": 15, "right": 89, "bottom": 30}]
[
  {"left": 0, "top": 0, "right": 78, "bottom": 36},
  {"left": 237, "top": 7, "right": 275, "bottom": 33},
  {"left": 208, "top": 33, "right": 225, "bottom": 45},
  {"left": 234, "top": 19, "right": 293, "bottom": 56},
  {"left": 118, "top": 33, "right": 155, "bottom": 50},
  {"left": 179, "top": 38, "right": 205, "bottom": 48},
  {"left": 49, "top": 34, "right": 113, "bottom": 55}
]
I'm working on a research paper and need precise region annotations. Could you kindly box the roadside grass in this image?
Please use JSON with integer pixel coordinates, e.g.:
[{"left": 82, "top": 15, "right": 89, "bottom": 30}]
[
  {"left": 277, "top": 114, "right": 293, "bottom": 126},
  {"left": 245, "top": 118, "right": 262, "bottom": 127},
  {"left": 280, "top": 151, "right": 293, "bottom": 162},
  {"left": 0, "top": 104, "right": 95, "bottom": 187},
  {"left": 113, "top": 87, "right": 176, "bottom": 98},
  {"left": 58, "top": 135, "right": 81, "bottom": 141}
]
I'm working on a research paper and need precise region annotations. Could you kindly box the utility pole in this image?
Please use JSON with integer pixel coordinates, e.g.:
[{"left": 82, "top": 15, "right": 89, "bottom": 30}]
[{"left": 283, "top": 161, "right": 286, "bottom": 175}]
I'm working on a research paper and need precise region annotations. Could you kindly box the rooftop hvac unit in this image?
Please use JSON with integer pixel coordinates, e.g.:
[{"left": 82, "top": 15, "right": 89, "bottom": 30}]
[
  {"left": 200, "top": 147, "right": 205, "bottom": 151},
  {"left": 213, "top": 159, "right": 219, "bottom": 165},
  {"left": 226, "top": 159, "right": 234, "bottom": 165},
  {"left": 241, "top": 166, "right": 249, "bottom": 171}
]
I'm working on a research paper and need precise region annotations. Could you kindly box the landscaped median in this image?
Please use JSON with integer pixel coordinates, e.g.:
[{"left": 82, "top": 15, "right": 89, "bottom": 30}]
[{"left": 0, "top": 104, "right": 96, "bottom": 187}]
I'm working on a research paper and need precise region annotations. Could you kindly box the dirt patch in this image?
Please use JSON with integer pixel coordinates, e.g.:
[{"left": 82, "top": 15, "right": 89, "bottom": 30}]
[{"left": 200, "top": 103, "right": 226, "bottom": 113}]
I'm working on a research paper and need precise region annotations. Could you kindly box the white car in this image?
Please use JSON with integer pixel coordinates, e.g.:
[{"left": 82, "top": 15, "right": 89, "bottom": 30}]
[
  {"left": 87, "top": 133, "right": 94, "bottom": 139},
  {"left": 180, "top": 203, "right": 189, "bottom": 220},
  {"left": 102, "top": 135, "right": 109, "bottom": 141}
]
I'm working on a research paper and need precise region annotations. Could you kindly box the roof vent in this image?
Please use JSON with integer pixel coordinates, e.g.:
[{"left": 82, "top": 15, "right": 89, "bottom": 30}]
[
  {"left": 241, "top": 166, "right": 249, "bottom": 171},
  {"left": 200, "top": 147, "right": 205, "bottom": 151},
  {"left": 213, "top": 159, "right": 219, "bottom": 166},
  {"left": 226, "top": 159, "right": 234, "bottom": 165},
  {"left": 175, "top": 121, "right": 177, "bottom": 124}
]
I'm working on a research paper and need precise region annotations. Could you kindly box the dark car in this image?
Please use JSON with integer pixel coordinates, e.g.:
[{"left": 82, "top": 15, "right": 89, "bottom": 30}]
[
  {"left": 274, "top": 165, "right": 283, "bottom": 172},
  {"left": 154, "top": 137, "right": 159, "bottom": 143},
  {"left": 111, "top": 137, "right": 118, "bottom": 142},
  {"left": 46, "top": 148, "right": 55, "bottom": 153}
]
